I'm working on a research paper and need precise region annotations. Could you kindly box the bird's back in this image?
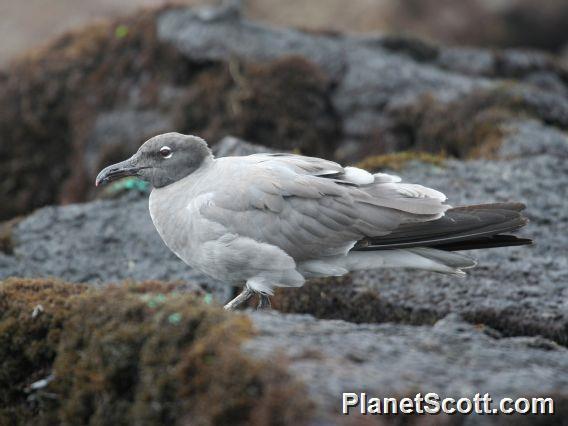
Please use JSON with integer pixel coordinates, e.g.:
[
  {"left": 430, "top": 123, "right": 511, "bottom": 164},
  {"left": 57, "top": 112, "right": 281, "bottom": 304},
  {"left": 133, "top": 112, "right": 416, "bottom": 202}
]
[{"left": 168, "top": 153, "right": 449, "bottom": 261}]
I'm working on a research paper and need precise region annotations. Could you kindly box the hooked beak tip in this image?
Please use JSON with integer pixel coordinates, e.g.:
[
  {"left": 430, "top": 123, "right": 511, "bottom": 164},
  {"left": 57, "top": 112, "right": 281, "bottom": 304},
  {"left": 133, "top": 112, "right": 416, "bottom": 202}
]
[
  {"left": 95, "top": 171, "right": 109, "bottom": 187},
  {"left": 95, "top": 158, "right": 139, "bottom": 187}
]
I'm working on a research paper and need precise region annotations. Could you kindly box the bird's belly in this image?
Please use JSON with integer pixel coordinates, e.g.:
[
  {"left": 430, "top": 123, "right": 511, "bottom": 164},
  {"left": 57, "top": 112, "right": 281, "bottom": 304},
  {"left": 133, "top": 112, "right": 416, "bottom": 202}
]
[{"left": 154, "top": 225, "right": 259, "bottom": 283}]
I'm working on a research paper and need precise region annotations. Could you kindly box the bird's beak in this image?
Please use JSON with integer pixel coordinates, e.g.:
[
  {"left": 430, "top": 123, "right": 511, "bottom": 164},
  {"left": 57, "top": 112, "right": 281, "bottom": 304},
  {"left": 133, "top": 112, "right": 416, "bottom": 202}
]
[{"left": 95, "top": 156, "right": 142, "bottom": 187}]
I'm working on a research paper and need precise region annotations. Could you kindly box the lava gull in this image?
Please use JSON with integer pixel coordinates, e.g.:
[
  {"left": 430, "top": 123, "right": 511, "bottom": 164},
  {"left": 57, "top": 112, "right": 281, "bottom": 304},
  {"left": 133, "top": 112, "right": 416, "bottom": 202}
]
[{"left": 96, "top": 133, "right": 531, "bottom": 310}]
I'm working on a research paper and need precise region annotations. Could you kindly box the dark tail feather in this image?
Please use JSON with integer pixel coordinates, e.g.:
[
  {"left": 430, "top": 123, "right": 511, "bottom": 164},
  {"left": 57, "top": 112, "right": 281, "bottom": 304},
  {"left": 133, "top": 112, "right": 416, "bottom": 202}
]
[
  {"left": 432, "top": 234, "right": 533, "bottom": 251},
  {"left": 354, "top": 202, "right": 532, "bottom": 252}
]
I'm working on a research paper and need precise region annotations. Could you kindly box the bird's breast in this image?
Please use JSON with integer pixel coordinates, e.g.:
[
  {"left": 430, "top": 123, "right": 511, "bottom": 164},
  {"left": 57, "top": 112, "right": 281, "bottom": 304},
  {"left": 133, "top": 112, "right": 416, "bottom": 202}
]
[{"left": 149, "top": 187, "right": 222, "bottom": 269}]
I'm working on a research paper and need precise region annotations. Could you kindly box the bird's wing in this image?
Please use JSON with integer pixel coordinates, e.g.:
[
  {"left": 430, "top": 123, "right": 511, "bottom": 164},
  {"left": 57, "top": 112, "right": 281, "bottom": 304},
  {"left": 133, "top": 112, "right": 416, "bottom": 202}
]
[{"left": 200, "top": 154, "right": 449, "bottom": 260}]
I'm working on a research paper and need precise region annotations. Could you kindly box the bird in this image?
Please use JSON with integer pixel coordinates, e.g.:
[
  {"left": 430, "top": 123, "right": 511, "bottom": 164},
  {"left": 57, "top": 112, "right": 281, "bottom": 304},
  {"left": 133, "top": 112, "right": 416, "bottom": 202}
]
[{"left": 96, "top": 132, "right": 531, "bottom": 310}]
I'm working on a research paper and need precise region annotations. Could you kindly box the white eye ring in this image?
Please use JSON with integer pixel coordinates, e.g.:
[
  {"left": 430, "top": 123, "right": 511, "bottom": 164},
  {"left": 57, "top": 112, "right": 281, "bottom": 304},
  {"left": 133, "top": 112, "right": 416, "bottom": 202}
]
[{"left": 159, "top": 146, "right": 172, "bottom": 159}]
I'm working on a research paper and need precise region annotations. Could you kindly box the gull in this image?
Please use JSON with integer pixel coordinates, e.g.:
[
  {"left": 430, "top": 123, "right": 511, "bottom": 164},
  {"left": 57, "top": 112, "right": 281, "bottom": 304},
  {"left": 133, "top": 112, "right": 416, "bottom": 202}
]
[{"left": 96, "top": 133, "right": 531, "bottom": 310}]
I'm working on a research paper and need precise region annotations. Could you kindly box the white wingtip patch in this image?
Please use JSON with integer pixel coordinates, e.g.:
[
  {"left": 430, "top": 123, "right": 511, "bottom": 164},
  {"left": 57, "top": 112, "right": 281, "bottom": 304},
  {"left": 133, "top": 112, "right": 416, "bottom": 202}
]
[
  {"left": 344, "top": 167, "right": 375, "bottom": 185},
  {"left": 373, "top": 172, "right": 402, "bottom": 183}
]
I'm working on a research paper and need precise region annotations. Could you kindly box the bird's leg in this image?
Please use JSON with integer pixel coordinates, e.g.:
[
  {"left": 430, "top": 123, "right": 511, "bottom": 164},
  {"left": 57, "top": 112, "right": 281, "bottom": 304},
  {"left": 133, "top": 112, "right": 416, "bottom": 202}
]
[
  {"left": 257, "top": 294, "right": 271, "bottom": 310},
  {"left": 223, "top": 286, "right": 255, "bottom": 311}
]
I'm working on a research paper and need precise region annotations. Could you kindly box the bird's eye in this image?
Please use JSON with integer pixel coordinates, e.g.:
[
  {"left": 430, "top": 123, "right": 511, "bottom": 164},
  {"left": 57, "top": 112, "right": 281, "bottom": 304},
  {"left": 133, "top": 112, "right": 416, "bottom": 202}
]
[{"left": 159, "top": 146, "right": 172, "bottom": 158}]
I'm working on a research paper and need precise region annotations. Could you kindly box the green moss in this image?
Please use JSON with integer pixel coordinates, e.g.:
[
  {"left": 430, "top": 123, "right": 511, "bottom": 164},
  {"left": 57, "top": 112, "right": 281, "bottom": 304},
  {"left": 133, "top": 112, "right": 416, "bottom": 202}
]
[
  {"left": 355, "top": 150, "right": 446, "bottom": 172},
  {"left": 114, "top": 25, "right": 130, "bottom": 40},
  {"left": 0, "top": 279, "right": 313, "bottom": 425}
]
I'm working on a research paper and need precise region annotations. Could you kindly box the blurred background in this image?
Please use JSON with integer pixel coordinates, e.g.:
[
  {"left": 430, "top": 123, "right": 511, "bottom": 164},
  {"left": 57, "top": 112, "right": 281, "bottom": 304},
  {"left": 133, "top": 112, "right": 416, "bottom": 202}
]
[
  {"left": 2, "top": 0, "right": 568, "bottom": 221},
  {"left": 2, "top": 0, "right": 568, "bottom": 66}
]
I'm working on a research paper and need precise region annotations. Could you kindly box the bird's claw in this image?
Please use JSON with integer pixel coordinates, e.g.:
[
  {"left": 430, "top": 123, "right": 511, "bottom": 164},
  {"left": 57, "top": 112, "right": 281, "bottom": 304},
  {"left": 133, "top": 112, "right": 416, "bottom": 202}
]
[{"left": 257, "top": 294, "right": 271, "bottom": 310}]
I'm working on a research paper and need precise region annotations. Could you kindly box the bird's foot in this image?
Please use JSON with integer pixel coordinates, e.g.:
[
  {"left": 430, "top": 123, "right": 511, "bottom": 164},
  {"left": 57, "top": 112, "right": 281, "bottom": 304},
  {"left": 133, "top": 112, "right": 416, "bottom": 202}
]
[
  {"left": 223, "top": 287, "right": 272, "bottom": 311},
  {"left": 223, "top": 287, "right": 254, "bottom": 311},
  {"left": 257, "top": 294, "right": 271, "bottom": 310}
]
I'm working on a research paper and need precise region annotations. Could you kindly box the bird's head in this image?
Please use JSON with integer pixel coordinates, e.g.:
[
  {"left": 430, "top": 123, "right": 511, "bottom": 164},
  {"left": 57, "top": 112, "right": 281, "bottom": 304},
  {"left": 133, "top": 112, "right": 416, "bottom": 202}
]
[{"left": 95, "top": 132, "right": 212, "bottom": 188}]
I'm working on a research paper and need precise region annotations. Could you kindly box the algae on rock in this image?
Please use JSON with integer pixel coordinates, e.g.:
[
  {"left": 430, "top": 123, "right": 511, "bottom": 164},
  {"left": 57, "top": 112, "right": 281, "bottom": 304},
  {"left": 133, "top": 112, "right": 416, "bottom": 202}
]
[{"left": 0, "top": 279, "right": 313, "bottom": 425}]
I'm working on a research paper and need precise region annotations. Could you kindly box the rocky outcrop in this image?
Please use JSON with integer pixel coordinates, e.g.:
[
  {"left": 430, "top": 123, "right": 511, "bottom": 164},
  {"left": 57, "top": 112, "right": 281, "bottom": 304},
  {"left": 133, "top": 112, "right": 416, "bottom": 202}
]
[
  {"left": 276, "top": 121, "right": 568, "bottom": 347},
  {"left": 1, "top": 129, "right": 566, "bottom": 423},
  {"left": 246, "top": 311, "right": 568, "bottom": 425},
  {"left": 0, "top": 279, "right": 312, "bottom": 425},
  {"left": 389, "top": 0, "right": 568, "bottom": 52},
  {"left": 1, "top": 4, "right": 568, "bottom": 219},
  {"left": 1, "top": 4, "right": 567, "bottom": 423},
  {"left": 0, "top": 192, "right": 229, "bottom": 301}
]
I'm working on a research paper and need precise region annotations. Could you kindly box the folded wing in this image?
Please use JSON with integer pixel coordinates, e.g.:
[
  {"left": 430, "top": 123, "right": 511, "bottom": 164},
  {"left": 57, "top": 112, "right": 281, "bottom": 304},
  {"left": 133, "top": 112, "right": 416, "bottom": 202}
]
[{"left": 201, "top": 154, "right": 450, "bottom": 260}]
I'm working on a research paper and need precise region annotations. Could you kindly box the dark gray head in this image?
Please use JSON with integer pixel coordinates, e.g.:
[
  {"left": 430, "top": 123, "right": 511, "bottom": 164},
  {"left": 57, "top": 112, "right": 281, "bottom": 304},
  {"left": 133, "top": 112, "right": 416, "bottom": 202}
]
[{"left": 95, "top": 133, "right": 213, "bottom": 188}]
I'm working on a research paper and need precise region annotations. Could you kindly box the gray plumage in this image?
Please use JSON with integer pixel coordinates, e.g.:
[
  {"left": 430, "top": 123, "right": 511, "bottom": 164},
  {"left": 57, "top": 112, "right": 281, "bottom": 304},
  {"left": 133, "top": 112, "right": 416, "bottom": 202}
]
[{"left": 96, "top": 133, "right": 531, "bottom": 308}]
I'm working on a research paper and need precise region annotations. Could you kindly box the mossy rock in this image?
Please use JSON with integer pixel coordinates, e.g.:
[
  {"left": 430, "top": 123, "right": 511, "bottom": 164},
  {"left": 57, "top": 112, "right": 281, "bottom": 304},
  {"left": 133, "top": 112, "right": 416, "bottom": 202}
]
[
  {"left": 0, "top": 217, "right": 22, "bottom": 254},
  {"left": 0, "top": 279, "right": 88, "bottom": 423},
  {"left": 0, "top": 7, "right": 340, "bottom": 222},
  {"left": 384, "top": 84, "right": 568, "bottom": 159},
  {"left": 0, "top": 8, "right": 194, "bottom": 221},
  {"left": 355, "top": 151, "right": 446, "bottom": 172},
  {"left": 272, "top": 276, "right": 440, "bottom": 326},
  {"left": 179, "top": 55, "right": 340, "bottom": 157},
  {"left": 0, "top": 279, "right": 312, "bottom": 425}
]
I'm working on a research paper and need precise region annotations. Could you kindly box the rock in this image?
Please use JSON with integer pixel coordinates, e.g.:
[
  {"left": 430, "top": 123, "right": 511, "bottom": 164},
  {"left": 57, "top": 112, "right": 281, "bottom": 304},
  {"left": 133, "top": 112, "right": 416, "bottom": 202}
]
[
  {"left": 0, "top": 137, "right": 294, "bottom": 301},
  {"left": 2, "top": 4, "right": 568, "bottom": 219},
  {"left": 69, "top": 108, "right": 175, "bottom": 203},
  {"left": 1, "top": 131, "right": 567, "bottom": 423},
  {"left": 436, "top": 47, "right": 498, "bottom": 77},
  {"left": 1, "top": 5, "right": 567, "bottom": 423},
  {"left": 497, "top": 119, "right": 568, "bottom": 159},
  {"left": 437, "top": 47, "right": 568, "bottom": 79},
  {"left": 158, "top": 5, "right": 568, "bottom": 168},
  {"left": 523, "top": 71, "right": 568, "bottom": 97},
  {"left": 213, "top": 135, "right": 279, "bottom": 157},
  {"left": 0, "top": 9, "right": 193, "bottom": 220},
  {"left": 275, "top": 125, "right": 568, "bottom": 347},
  {"left": 245, "top": 311, "right": 568, "bottom": 424},
  {"left": 390, "top": 0, "right": 568, "bottom": 52},
  {"left": 0, "top": 279, "right": 312, "bottom": 425},
  {"left": 157, "top": 7, "right": 347, "bottom": 81},
  {"left": 0, "top": 192, "right": 229, "bottom": 301}
]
